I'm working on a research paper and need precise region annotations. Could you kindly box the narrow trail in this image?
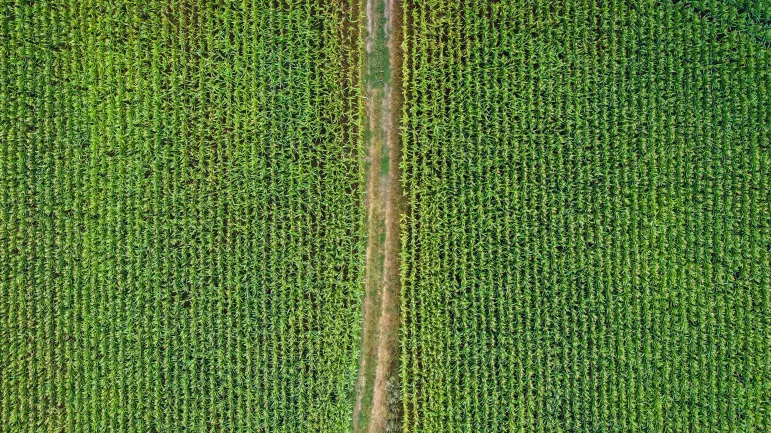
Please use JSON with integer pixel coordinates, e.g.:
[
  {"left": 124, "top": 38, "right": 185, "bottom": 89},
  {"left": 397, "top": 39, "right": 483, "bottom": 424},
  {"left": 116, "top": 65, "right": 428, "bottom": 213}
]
[{"left": 352, "top": 0, "right": 403, "bottom": 431}]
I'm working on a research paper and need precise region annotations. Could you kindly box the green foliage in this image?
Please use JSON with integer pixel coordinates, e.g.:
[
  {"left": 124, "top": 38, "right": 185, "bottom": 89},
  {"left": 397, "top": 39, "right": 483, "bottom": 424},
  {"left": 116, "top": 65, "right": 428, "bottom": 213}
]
[
  {"left": 385, "top": 376, "right": 402, "bottom": 433},
  {"left": 399, "top": 0, "right": 771, "bottom": 431},
  {"left": 0, "top": 1, "right": 363, "bottom": 431}
]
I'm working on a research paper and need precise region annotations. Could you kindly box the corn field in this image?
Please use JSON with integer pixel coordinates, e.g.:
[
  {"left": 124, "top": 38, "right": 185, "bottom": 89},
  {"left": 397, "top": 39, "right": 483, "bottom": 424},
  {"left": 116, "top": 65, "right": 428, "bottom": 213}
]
[
  {"left": 400, "top": 0, "right": 771, "bottom": 431},
  {"left": 0, "top": 1, "right": 363, "bottom": 431},
  {"left": 1, "top": 0, "right": 770, "bottom": 432}
]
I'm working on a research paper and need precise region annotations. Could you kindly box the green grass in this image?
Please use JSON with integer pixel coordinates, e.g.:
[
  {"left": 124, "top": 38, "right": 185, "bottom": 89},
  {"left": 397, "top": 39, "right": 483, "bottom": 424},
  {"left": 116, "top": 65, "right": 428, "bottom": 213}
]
[
  {"left": 400, "top": 0, "right": 771, "bottom": 431},
  {"left": 0, "top": 1, "right": 363, "bottom": 431}
]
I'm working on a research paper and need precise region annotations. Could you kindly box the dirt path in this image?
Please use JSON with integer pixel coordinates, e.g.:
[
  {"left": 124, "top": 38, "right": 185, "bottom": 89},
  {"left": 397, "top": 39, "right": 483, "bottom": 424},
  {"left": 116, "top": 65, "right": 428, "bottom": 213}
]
[{"left": 352, "top": 0, "right": 403, "bottom": 431}]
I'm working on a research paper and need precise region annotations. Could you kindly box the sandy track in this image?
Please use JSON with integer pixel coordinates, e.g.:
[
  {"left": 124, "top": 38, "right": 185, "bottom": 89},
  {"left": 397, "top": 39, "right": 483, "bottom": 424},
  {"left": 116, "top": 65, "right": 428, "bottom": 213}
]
[{"left": 352, "top": 0, "right": 403, "bottom": 431}]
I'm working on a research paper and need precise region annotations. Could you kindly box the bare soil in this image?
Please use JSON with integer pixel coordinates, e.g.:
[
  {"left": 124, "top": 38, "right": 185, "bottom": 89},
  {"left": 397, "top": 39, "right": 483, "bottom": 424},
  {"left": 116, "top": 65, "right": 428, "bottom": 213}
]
[{"left": 352, "top": 0, "right": 403, "bottom": 431}]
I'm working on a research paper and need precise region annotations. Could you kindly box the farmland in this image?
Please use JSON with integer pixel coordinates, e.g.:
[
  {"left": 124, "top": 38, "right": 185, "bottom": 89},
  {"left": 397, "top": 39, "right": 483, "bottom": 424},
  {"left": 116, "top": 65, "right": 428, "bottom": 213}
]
[
  {"left": 2, "top": 0, "right": 771, "bottom": 432},
  {"left": 400, "top": 0, "right": 771, "bottom": 431},
  {"left": 0, "top": 1, "right": 363, "bottom": 431}
]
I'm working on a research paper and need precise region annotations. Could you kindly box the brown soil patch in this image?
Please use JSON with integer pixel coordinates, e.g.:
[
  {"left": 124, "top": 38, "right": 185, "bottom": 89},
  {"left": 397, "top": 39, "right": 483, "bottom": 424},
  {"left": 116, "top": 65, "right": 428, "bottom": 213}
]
[{"left": 352, "top": 0, "right": 403, "bottom": 432}]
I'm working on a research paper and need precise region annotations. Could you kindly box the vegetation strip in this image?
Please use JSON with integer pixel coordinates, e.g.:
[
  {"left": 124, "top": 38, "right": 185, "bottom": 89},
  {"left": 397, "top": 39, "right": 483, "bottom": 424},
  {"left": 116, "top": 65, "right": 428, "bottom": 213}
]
[
  {"left": 399, "top": 1, "right": 770, "bottom": 431},
  {"left": 0, "top": 2, "right": 363, "bottom": 431}
]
